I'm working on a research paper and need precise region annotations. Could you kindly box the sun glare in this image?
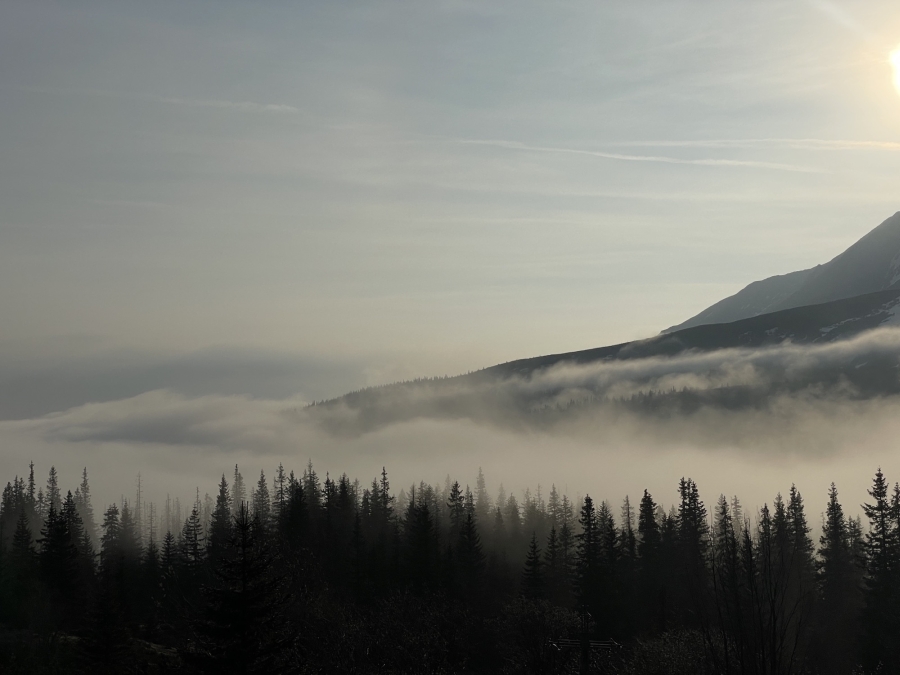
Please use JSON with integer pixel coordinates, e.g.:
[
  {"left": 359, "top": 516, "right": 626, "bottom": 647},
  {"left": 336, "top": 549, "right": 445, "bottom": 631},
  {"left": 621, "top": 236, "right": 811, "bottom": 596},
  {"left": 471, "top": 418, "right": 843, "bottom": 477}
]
[{"left": 892, "top": 46, "right": 900, "bottom": 95}]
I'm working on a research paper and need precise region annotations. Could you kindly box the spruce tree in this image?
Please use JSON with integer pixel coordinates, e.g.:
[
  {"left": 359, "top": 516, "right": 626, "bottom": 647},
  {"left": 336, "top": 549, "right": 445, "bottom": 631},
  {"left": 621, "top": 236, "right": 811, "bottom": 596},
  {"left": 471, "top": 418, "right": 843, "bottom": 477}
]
[
  {"left": 181, "top": 504, "right": 206, "bottom": 579},
  {"left": 505, "top": 493, "right": 522, "bottom": 554},
  {"left": 161, "top": 530, "right": 179, "bottom": 572},
  {"left": 232, "top": 464, "right": 246, "bottom": 517},
  {"left": 281, "top": 472, "right": 308, "bottom": 551},
  {"left": 544, "top": 526, "right": 566, "bottom": 604},
  {"left": 675, "top": 477, "right": 708, "bottom": 625},
  {"left": 75, "top": 467, "right": 98, "bottom": 547},
  {"left": 637, "top": 489, "right": 664, "bottom": 633},
  {"left": 272, "top": 463, "right": 287, "bottom": 524},
  {"left": 252, "top": 470, "right": 271, "bottom": 529},
  {"left": 39, "top": 501, "right": 81, "bottom": 626},
  {"left": 185, "top": 505, "right": 291, "bottom": 673},
  {"left": 403, "top": 488, "right": 435, "bottom": 591},
  {"left": 447, "top": 480, "right": 465, "bottom": 544},
  {"left": 303, "top": 460, "right": 322, "bottom": 513},
  {"left": 378, "top": 467, "right": 393, "bottom": 520},
  {"left": 859, "top": 468, "right": 899, "bottom": 670},
  {"left": 26, "top": 462, "right": 36, "bottom": 512},
  {"left": 521, "top": 532, "right": 544, "bottom": 599},
  {"left": 711, "top": 493, "right": 744, "bottom": 670},
  {"left": 457, "top": 509, "right": 485, "bottom": 599},
  {"left": 46, "top": 466, "right": 61, "bottom": 513},
  {"left": 816, "top": 483, "right": 860, "bottom": 675},
  {"left": 575, "top": 495, "right": 601, "bottom": 617},
  {"left": 9, "top": 510, "right": 36, "bottom": 626},
  {"left": 208, "top": 474, "right": 232, "bottom": 561},
  {"left": 474, "top": 468, "right": 491, "bottom": 524},
  {"left": 548, "top": 485, "right": 561, "bottom": 530},
  {"left": 100, "top": 502, "right": 122, "bottom": 592}
]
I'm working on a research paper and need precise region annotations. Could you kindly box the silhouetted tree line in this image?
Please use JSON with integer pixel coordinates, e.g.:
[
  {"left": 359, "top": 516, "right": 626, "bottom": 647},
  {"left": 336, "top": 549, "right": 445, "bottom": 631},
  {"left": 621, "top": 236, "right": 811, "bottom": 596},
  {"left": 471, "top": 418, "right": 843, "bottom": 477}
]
[{"left": 0, "top": 460, "right": 899, "bottom": 674}]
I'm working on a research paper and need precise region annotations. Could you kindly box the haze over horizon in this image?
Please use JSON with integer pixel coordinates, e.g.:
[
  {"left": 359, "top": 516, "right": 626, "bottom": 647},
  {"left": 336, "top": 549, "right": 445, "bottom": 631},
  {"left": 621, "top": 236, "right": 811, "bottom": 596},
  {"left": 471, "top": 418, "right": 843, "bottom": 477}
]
[{"left": 4, "top": 1, "right": 900, "bottom": 514}]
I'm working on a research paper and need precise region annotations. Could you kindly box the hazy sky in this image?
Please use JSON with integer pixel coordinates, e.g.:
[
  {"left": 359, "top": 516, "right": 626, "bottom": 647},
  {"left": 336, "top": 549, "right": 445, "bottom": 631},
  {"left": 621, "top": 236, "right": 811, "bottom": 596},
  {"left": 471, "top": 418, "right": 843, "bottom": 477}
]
[
  {"left": 3, "top": 1, "right": 900, "bottom": 511},
  {"left": 4, "top": 1, "right": 900, "bottom": 391}
]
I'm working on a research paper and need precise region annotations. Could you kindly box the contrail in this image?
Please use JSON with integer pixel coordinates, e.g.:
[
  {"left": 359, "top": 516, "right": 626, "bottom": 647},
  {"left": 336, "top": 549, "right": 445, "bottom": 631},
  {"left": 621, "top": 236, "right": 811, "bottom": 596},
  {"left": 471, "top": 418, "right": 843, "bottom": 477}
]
[{"left": 460, "top": 139, "right": 825, "bottom": 174}]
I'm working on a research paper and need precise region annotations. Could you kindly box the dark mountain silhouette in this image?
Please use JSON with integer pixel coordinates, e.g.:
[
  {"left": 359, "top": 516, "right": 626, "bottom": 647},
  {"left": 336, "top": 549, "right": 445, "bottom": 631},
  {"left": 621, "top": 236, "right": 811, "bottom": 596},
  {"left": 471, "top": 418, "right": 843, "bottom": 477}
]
[{"left": 665, "top": 211, "right": 900, "bottom": 332}]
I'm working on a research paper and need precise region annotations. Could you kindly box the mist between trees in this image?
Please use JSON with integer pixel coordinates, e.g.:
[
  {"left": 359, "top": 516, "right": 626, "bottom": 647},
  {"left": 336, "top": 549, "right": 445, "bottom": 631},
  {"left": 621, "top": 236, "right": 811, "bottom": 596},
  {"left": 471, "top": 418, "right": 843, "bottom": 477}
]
[{"left": 1, "top": 459, "right": 898, "bottom": 674}]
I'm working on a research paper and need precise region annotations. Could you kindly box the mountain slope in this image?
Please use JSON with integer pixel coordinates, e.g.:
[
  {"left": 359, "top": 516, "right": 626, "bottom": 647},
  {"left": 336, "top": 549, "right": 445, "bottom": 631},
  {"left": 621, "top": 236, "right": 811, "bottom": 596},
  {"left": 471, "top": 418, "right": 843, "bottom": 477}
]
[
  {"left": 484, "top": 288, "right": 900, "bottom": 379},
  {"left": 313, "top": 289, "right": 900, "bottom": 436},
  {"left": 666, "top": 211, "right": 900, "bottom": 332}
]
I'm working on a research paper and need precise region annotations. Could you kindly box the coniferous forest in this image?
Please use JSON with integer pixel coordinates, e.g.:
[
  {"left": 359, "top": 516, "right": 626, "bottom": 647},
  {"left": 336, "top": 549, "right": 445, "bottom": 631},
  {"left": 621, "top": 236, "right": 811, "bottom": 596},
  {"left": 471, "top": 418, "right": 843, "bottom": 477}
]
[{"left": 1, "top": 461, "right": 899, "bottom": 674}]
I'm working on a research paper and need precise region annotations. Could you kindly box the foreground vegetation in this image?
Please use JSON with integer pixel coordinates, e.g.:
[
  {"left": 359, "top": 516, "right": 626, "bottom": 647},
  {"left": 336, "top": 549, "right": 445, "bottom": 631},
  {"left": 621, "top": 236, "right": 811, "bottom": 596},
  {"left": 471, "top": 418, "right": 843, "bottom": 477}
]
[{"left": 0, "top": 461, "right": 897, "bottom": 673}]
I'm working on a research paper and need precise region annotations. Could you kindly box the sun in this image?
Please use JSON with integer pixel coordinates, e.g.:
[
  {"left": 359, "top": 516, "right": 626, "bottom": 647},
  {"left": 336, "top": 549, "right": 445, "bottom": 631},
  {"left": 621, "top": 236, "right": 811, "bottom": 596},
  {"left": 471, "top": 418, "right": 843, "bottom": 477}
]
[{"left": 892, "top": 46, "right": 900, "bottom": 95}]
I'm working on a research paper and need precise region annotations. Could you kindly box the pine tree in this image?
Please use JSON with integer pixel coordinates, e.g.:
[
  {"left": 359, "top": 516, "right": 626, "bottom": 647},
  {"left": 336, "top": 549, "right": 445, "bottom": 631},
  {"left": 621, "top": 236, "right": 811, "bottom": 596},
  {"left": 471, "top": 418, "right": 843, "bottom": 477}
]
[
  {"left": 39, "top": 501, "right": 81, "bottom": 626},
  {"left": 134, "top": 474, "right": 144, "bottom": 548},
  {"left": 787, "top": 485, "right": 815, "bottom": 574},
  {"left": 8, "top": 510, "right": 36, "bottom": 625},
  {"left": 26, "top": 462, "right": 36, "bottom": 511},
  {"left": 447, "top": 480, "right": 465, "bottom": 544},
  {"left": 816, "top": 483, "right": 860, "bottom": 675},
  {"left": 208, "top": 474, "right": 232, "bottom": 561},
  {"left": 185, "top": 505, "right": 291, "bottom": 672},
  {"left": 120, "top": 500, "right": 141, "bottom": 561},
  {"left": 474, "top": 467, "right": 491, "bottom": 523},
  {"left": 457, "top": 509, "right": 485, "bottom": 599},
  {"left": 46, "top": 466, "right": 61, "bottom": 513},
  {"left": 638, "top": 489, "right": 664, "bottom": 634},
  {"left": 281, "top": 472, "right": 308, "bottom": 551},
  {"left": 544, "top": 527, "right": 564, "bottom": 603},
  {"left": 379, "top": 467, "right": 393, "bottom": 520},
  {"left": 161, "top": 530, "right": 178, "bottom": 571},
  {"left": 505, "top": 492, "right": 522, "bottom": 553},
  {"left": 75, "top": 467, "right": 98, "bottom": 547},
  {"left": 676, "top": 477, "right": 708, "bottom": 625},
  {"left": 63, "top": 490, "right": 94, "bottom": 573},
  {"left": 521, "top": 532, "right": 544, "bottom": 599},
  {"left": 252, "top": 470, "right": 271, "bottom": 529},
  {"left": 548, "top": 485, "right": 561, "bottom": 529},
  {"left": 232, "top": 464, "right": 246, "bottom": 517},
  {"left": 101, "top": 503, "right": 122, "bottom": 573},
  {"left": 11, "top": 509, "right": 34, "bottom": 569},
  {"left": 303, "top": 460, "right": 322, "bottom": 513},
  {"left": 576, "top": 495, "right": 602, "bottom": 616},
  {"left": 620, "top": 496, "right": 636, "bottom": 561},
  {"left": 492, "top": 506, "right": 506, "bottom": 551},
  {"left": 403, "top": 487, "right": 435, "bottom": 591},
  {"left": 860, "top": 468, "right": 898, "bottom": 671},
  {"left": 181, "top": 503, "right": 206, "bottom": 578},
  {"left": 710, "top": 493, "right": 744, "bottom": 671},
  {"left": 36, "top": 488, "right": 46, "bottom": 522}
]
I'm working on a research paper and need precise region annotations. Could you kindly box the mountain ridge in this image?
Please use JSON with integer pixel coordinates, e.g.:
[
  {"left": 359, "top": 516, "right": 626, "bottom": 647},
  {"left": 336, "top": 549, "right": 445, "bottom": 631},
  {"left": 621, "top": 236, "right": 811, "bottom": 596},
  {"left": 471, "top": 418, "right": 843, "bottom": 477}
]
[{"left": 665, "top": 211, "right": 900, "bottom": 332}]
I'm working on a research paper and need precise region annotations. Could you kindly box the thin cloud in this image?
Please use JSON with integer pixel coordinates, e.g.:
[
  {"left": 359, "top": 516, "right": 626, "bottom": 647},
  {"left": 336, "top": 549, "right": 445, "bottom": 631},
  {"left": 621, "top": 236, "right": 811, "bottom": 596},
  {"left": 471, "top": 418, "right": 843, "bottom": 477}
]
[
  {"left": 21, "top": 85, "right": 300, "bottom": 114},
  {"left": 460, "top": 139, "right": 826, "bottom": 174},
  {"left": 150, "top": 95, "right": 300, "bottom": 114},
  {"left": 608, "top": 138, "right": 900, "bottom": 151},
  {"left": 805, "top": 0, "right": 878, "bottom": 44}
]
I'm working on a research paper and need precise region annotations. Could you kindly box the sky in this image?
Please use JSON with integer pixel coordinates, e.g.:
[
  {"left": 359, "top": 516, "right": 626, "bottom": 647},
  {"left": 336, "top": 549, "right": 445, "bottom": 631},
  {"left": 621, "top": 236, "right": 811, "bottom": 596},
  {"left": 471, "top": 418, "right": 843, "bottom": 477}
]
[{"left": 3, "top": 1, "right": 900, "bottom": 512}]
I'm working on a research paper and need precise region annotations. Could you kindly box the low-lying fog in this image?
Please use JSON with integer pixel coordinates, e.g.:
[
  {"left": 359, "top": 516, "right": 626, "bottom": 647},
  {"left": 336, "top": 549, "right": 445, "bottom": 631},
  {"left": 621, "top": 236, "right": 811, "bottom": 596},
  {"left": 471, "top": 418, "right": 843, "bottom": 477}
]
[{"left": 4, "top": 328, "right": 900, "bottom": 530}]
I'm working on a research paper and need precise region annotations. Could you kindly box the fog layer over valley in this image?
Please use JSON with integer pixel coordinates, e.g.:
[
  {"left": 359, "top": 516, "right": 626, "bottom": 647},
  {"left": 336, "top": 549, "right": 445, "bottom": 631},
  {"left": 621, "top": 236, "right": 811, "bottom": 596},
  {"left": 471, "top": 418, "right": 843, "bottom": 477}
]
[{"left": 5, "top": 327, "right": 900, "bottom": 522}]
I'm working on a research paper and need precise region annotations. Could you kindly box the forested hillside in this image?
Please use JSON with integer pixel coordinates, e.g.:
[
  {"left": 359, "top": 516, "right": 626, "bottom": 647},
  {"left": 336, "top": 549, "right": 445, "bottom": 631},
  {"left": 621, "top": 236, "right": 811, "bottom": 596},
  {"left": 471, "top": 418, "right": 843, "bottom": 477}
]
[{"left": 1, "top": 462, "right": 898, "bottom": 674}]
